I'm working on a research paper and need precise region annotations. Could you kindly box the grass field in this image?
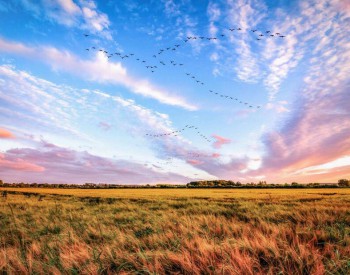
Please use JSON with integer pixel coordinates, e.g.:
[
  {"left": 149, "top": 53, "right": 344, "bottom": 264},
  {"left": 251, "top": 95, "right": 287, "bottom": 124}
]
[{"left": 1, "top": 187, "right": 350, "bottom": 274}]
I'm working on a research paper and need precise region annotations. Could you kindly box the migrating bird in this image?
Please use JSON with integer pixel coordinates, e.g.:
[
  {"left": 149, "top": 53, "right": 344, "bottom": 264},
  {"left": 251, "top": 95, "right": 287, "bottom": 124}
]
[
  {"left": 266, "top": 31, "right": 271, "bottom": 33},
  {"left": 84, "top": 34, "right": 89, "bottom": 37},
  {"left": 279, "top": 35, "right": 285, "bottom": 38}
]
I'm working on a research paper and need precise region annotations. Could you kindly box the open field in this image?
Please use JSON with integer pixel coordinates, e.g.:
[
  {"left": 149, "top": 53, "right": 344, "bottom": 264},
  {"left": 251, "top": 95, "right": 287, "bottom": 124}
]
[{"left": 1, "top": 188, "right": 350, "bottom": 274}]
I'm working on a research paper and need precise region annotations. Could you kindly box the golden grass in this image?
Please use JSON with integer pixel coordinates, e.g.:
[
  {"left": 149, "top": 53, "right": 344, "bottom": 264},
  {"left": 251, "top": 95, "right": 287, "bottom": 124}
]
[
  {"left": 1, "top": 187, "right": 349, "bottom": 199},
  {"left": 1, "top": 188, "right": 350, "bottom": 274}
]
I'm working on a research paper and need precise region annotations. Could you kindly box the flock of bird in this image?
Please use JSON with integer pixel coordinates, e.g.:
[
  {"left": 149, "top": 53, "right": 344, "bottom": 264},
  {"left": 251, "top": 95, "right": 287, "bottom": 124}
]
[
  {"left": 145, "top": 125, "right": 213, "bottom": 143},
  {"left": 83, "top": 26, "right": 287, "bottom": 174},
  {"left": 84, "top": 26, "right": 286, "bottom": 109}
]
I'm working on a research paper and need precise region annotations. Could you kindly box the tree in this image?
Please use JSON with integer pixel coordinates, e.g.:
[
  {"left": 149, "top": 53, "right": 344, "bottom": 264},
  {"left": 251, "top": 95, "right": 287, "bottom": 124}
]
[
  {"left": 0, "top": 179, "right": 3, "bottom": 185},
  {"left": 338, "top": 179, "right": 350, "bottom": 187}
]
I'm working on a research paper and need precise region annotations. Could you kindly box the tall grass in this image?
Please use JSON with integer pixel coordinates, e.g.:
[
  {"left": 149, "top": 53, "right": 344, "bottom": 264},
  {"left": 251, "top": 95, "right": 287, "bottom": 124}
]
[{"left": 0, "top": 188, "right": 350, "bottom": 274}]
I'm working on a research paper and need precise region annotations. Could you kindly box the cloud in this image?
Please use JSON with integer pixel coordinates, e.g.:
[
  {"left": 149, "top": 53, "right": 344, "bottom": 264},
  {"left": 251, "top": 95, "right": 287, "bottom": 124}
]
[
  {"left": 0, "top": 64, "right": 192, "bottom": 144},
  {"left": 212, "top": 134, "right": 232, "bottom": 149},
  {"left": 186, "top": 159, "right": 203, "bottom": 166},
  {"left": 0, "top": 128, "right": 15, "bottom": 139},
  {"left": 0, "top": 38, "right": 197, "bottom": 110},
  {"left": 0, "top": 64, "right": 216, "bottom": 179},
  {"left": 0, "top": 153, "right": 45, "bottom": 172},
  {"left": 207, "top": 2, "right": 221, "bottom": 21},
  {"left": 15, "top": 0, "right": 111, "bottom": 38},
  {"left": 266, "top": 101, "right": 290, "bottom": 113},
  {"left": 0, "top": 141, "right": 190, "bottom": 184},
  {"left": 225, "top": 0, "right": 267, "bottom": 82}
]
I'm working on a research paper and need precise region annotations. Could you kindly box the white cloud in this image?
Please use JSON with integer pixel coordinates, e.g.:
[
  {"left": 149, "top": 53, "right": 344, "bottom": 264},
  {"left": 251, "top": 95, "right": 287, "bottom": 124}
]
[
  {"left": 17, "top": 0, "right": 111, "bottom": 38},
  {"left": 207, "top": 2, "right": 221, "bottom": 22},
  {"left": 0, "top": 37, "right": 197, "bottom": 110},
  {"left": 226, "top": 0, "right": 267, "bottom": 82}
]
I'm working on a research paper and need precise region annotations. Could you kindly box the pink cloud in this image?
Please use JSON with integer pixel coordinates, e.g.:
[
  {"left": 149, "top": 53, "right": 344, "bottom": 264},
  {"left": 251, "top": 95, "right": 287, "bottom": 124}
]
[
  {"left": 212, "top": 153, "right": 221, "bottom": 158},
  {"left": 0, "top": 153, "right": 45, "bottom": 172},
  {"left": 0, "top": 141, "right": 190, "bottom": 184},
  {"left": 252, "top": 82, "right": 350, "bottom": 183},
  {"left": 0, "top": 128, "right": 15, "bottom": 139},
  {"left": 186, "top": 159, "right": 203, "bottom": 165},
  {"left": 212, "top": 134, "right": 232, "bottom": 149}
]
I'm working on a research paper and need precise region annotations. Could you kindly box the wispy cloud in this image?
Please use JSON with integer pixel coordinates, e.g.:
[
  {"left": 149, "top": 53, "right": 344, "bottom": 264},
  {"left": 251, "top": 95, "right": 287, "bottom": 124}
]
[
  {"left": 0, "top": 64, "right": 216, "bottom": 179},
  {"left": 253, "top": 0, "right": 350, "bottom": 182},
  {"left": 0, "top": 38, "right": 197, "bottom": 110},
  {"left": 225, "top": 0, "right": 267, "bottom": 82},
  {"left": 14, "top": 0, "right": 111, "bottom": 38}
]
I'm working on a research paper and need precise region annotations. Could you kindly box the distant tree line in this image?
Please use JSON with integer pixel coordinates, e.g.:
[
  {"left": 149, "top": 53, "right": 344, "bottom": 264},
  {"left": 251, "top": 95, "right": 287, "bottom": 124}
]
[
  {"left": 186, "top": 180, "right": 349, "bottom": 188},
  {"left": 0, "top": 179, "right": 349, "bottom": 188}
]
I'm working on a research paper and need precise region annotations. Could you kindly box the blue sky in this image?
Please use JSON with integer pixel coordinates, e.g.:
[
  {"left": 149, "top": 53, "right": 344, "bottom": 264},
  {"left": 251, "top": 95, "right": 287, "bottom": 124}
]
[{"left": 0, "top": 0, "right": 349, "bottom": 184}]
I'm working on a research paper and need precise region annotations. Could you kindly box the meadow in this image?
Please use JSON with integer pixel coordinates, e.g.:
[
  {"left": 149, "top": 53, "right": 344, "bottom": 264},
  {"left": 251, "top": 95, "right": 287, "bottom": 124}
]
[{"left": 0, "top": 187, "right": 350, "bottom": 274}]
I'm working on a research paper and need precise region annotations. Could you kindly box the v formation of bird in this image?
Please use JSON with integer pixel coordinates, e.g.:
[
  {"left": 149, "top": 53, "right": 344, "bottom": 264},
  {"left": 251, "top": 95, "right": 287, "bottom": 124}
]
[{"left": 83, "top": 26, "right": 287, "bottom": 170}]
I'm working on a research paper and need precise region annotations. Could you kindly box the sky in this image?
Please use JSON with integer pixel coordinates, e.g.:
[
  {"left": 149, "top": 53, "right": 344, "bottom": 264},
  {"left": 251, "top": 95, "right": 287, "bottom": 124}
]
[{"left": 0, "top": 0, "right": 349, "bottom": 184}]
